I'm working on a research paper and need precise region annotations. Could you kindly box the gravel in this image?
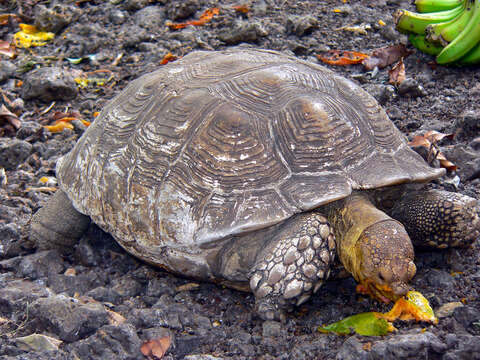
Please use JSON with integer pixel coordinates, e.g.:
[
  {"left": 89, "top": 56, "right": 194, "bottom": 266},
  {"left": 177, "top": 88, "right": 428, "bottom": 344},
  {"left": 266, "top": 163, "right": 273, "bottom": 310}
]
[{"left": 0, "top": 0, "right": 479, "bottom": 359}]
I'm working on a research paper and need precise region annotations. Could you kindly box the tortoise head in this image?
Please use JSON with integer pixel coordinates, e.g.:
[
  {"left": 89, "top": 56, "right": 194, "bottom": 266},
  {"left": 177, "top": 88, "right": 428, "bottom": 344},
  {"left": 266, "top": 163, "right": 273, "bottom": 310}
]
[{"left": 354, "top": 220, "right": 416, "bottom": 303}]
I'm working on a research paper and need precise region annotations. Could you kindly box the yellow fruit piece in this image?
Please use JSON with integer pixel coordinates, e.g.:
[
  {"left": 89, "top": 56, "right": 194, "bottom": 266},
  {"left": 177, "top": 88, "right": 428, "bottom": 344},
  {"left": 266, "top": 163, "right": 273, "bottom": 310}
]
[
  {"left": 44, "top": 121, "right": 74, "bottom": 133},
  {"left": 14, "top": 24, "right": 54, "bottom": 48},
  {"left": 378, "top": 19, "right": 386, "bottom": 26}
]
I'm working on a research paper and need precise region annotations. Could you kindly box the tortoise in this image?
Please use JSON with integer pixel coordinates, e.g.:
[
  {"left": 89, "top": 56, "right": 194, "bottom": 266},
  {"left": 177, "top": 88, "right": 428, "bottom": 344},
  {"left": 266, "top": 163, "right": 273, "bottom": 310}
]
[{"left": 30, "top": 48, "right": 480, "bottom": 321}]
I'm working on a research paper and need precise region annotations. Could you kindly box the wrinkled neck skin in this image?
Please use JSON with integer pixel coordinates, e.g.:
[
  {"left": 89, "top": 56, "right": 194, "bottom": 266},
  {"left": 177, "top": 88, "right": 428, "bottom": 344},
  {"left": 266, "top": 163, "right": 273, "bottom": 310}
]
[
  {"left": 326, "top": 191, "right": 416, "bottom": 302},
  {"left": 326, "top": 192, "right": 391, "bottom": 277}
]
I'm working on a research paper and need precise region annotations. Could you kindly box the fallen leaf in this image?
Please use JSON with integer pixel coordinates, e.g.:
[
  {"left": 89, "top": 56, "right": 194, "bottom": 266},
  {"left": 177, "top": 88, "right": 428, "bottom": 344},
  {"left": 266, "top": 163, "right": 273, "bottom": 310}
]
[
  {"left": 0, "top": 40, "right": 16, "bottom": 58},
  {"left": 166, "top": 8, "right": 219, "bottom": 30},
  {"left": 0, "top": 104, "right": 21, "bottom": 130},
  {"left": 14, "top": 24, "right": 55, "bottom": 48},
  {"left": 14, "top": 334, "right": 62, "bottom": 352},
  {"left": 408, "top": 130, "right": 456, "bottom": 171},
  {"left": 64, "top": 267, "right": 76, "bottom": 276},
  {"left": 160, "top": 52, "right": 177, "bottom": 65},
  {"left": 233, "top": 4, "right": 250, "bottom": 14},
  {"left": 319, "top": 312, "right": 395, "bottom": 336},
  {"left": 175, "top": 282, "right": 200, "bottom": 292},
  {"left": 362, "top": 44, "right": 412, "bottom": 70},
  {"left": 388, "top": 59, "right": 406, "bottom": 86},
  {"left": 140, "top": 336, "right": 172, "bottom": 360},
  {"left": 336, "top": 23, "right": 371, "bottom": 35},
  {"left": 0, "top": 14, "right": 19, "bottom": 25},
  {"left": 107, "top": 309, "right": 126, "bottom": 326},
  {"left": 44, "top": 121, "right": 74, "bottom": 133},
  {"left": 317, "top": 50, "right": 369, "bottom": 66}
]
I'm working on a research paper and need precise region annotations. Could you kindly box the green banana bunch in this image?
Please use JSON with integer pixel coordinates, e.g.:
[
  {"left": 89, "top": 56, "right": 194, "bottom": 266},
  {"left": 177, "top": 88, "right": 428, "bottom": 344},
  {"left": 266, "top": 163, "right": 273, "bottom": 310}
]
[{"left": 394, "top": 0, "right": 480, "bottom": 65}]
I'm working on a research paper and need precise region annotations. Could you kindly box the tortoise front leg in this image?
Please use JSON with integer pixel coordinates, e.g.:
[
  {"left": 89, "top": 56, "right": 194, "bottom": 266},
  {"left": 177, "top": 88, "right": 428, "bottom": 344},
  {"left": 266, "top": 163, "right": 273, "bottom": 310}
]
[
  {"left": 249, "top": 212, "right": 336, "bottom": 321},
  {"left": 30, "top": 190, "right": 91, "bottom": 251},
  {"left": 389, "top": 189, "right": 480, "bottom": 249}
]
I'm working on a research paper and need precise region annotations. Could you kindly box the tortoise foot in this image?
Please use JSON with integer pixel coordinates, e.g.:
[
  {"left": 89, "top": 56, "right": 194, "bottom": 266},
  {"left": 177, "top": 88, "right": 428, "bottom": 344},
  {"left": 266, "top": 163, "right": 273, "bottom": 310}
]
[
  {"left": 249, "top": 212, "right": 336, "bottom": 320},
  {"left": 391, "top": 189, "right": 480, "bottom": 249}
]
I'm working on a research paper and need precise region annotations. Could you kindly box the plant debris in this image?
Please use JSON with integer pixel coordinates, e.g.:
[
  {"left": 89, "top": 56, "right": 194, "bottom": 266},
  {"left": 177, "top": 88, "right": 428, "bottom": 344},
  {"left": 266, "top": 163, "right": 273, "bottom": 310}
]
[
  {"left": 166, "top": 8, "right": 220, "bottom": 30},
  {"left": 140, "top": 336, "right": 172, "bottom": 360},
  {"left": 408, "top": 130, "right": 457, "bottom": 171},
  {"left": 14, "top": 24, "right": 54, "bottom": 48}
]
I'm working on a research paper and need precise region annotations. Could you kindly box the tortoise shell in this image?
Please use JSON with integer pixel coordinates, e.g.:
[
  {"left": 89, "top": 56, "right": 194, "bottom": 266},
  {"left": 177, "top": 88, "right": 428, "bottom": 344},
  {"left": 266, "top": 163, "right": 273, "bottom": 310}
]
[{"left": 57, "top": 48, "right": 443, "bottom": 258}]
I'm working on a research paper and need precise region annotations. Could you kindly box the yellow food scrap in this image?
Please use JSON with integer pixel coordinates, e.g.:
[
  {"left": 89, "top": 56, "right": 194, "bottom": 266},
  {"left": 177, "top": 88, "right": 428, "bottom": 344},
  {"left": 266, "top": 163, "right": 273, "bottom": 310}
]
[
  {"left": 378, "top": 19, "right": 386, "bottom": 26},
  {"left": 14, "top": 24, "right": 54, "bottom": 48},
  {"left": 44, "top": 121, "right": 74, "bottom": 133},
  {"left": 333, "top": 8, "right": 342, "bottom": 13},
  {"left": 380, "top": 291, "right": 438, "bottom": 324}
]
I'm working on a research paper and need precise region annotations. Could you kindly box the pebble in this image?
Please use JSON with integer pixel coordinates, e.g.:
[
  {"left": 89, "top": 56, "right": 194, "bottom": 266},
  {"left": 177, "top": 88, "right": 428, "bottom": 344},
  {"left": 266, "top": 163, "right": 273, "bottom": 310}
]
[
  {"left": 0, "top": 61, "right": 16, "bottom": 83},
  {"left": 134, "top": 5, "right": 165, "bottom": 29},
  {"left": 67, "top": 323, "right": 142, "bottom": 358},
  {"left": 0, "top": 139, "right": 32, "bottom": 170},
  {"left": 218, "top": 21, "right": 268, "bottom": 45},
  {"left": 363, "top": 84, "right": 396, "bottom": 105},
  {"left": 30, "top": 295, "right": 109, "bottom": 342},
  {"left": 453, "top": 306, "right": 480, "bottom": 330},
  {"left": 370, "top": 332, "right": 447, "bottom": 358},
  {"left": 262, "top": 320, "right": 282, "bottom": 338},
  {"left": 426, "top": 268, "right": 455, "bottom": 290},
  {"left": 34, "top": 4, "right": 79, "bottom": 33},
  {"left": 0, "top": 223, "right": 21, "bottom": 258},
  {"left": 436, "top": 302, "right": 463, "bottom": 318},
  {"left": 109, "top": 8, "right": 126, "bottom": 24},
  {"left": 285, "top": 15, "right": 318, "bottom": 37},
  {"left": 123, "top": 0, "right": 150, "bottom": 11},
  {"left": 398, "top": 78, "right": 427, "bottom": 97},
  {"left": 22, "top": 67, "right": 78, "bottom": 102},
  {"left": 165, "top": 0, "right": 198, "bottom": 20}
]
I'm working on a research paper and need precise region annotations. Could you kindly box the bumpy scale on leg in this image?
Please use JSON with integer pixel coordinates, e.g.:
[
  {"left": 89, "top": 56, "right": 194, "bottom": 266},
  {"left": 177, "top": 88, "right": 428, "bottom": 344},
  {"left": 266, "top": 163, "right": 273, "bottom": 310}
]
[
  {"left": 249, "top": 212, "right": 336, "bottom": 321},
  {"left": 390, "top": 189, "right": 480, "bottom": 249}
]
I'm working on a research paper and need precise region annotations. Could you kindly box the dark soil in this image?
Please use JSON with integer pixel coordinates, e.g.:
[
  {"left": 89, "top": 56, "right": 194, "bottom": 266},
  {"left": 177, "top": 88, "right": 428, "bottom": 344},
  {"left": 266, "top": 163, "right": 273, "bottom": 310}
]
[{"left": 0, "top": 0, "right": 479, "bottom": 359}]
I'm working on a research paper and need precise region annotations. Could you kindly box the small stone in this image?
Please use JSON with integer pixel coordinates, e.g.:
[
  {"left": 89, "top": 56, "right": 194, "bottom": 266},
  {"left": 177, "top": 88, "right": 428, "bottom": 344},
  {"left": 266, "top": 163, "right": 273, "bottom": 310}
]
[
  {"left": 453, "top": 306, "right": 480, "bottom": 330},
  {"left": 398, "top": 78, "right": 427, "bottom": 98},
  {"left": 262, "top": 320, "right": 282, "bottom": 337},
  {"left": 0, "top": 223, "right": 21, "bottom": 258},
  {"left": 14, "top": 334, "right": 62, "bottom": 352},
  {"left": 218, "top": 21, "right": 268, "bottom": 45},
  {"left": 30, "top": 295, "right": 109, "bottom": 342},
  {"left": 0, "top": 60, "right": 16, "bottom": 83},
  {"left": 67, "top": 323, "right": 142, "bottom": 358},
  {"left": 285, "top": 15, "right": 318, "bottom": 36},
  {"left": 109, "top": 9, "right": 126, "bottom": 24},
  {"left": 134, "top": 6, "right": 164, "bottom": 30},
  {"left": 18, "top": 250, "right": 65, "bottom": 279},
  {"left": 34, "top": 4, "right": 79, "bottom": 33},
  {"left": 123, "top": 0, "right": 150, "bottom": 11},
  {"left": 165, "top": 0, "right": 198, "bottom": 20},
  {"left": 436, "top": 302, "right": 463, "bottom": 318},
  {"left": 0, "top": 138, "right": 32, "bottom": 170},
  {"left": 16, "top": 121, "right": 44, "bottom": 140},
  {"left": 363, "top": 83, "right": 396, "bottom": 105},
  {"left": 22, "top": 67, "right": 78, "bottom": 102}
]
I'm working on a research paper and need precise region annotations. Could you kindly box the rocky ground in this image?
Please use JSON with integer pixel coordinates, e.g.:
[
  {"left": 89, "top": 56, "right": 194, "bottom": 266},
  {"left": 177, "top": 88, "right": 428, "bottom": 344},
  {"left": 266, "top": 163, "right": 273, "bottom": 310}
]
[{"left": 0, "top": 0, "right": 479, "bottom": 359}]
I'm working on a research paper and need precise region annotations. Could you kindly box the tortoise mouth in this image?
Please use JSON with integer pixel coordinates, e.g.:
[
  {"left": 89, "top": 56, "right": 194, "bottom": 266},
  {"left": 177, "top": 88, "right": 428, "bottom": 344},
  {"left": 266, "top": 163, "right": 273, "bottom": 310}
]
[{"left": 356, "top": 279, "right": 404, "bottom": 304}]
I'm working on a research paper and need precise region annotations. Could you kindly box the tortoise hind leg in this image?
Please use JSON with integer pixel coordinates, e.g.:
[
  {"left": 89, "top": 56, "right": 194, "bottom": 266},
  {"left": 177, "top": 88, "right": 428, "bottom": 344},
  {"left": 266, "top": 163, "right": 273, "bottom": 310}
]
[
  {"left": 390, "top": 189, "right": 480, "bottom": 249},
  {"left": 249, "top": 212, "right": 336, "bottom": 321},
  {"left": 30, "top": 190, "right": 91, "bottom": 251}
]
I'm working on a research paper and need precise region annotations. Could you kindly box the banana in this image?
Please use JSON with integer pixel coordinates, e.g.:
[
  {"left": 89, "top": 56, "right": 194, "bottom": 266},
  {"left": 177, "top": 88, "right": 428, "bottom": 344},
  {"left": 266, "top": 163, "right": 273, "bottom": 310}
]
[
  {"left": 426, "top": 1, "right": 474, "bottom": 45},
  {"left": 395, "top": 4, "right": 465, "bottom": 35},
  {"left": 415, "top": 0, "right": 465, "bottom": 12},
  {"left": 409, "top": 34, "right": 444, "bottom": 55},
  {"left": 436, "top": 0, "right": 480, "bottom": 64},
  {"left": 458, "top": 40, "right": 480, "bottom": 64}
]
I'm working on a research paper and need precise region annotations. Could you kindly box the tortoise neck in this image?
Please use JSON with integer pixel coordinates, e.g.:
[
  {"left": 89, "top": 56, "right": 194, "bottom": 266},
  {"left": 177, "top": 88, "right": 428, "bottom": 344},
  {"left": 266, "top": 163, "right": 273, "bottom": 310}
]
[{"left": 327, "top": 193, "right": 391, "bottom": 275}]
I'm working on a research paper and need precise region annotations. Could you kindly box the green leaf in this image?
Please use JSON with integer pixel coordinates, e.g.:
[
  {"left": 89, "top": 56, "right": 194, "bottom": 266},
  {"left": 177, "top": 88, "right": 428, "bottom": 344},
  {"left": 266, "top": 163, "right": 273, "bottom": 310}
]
[{"left": 319, "top": 312, "right": 394, "bottom": 336}]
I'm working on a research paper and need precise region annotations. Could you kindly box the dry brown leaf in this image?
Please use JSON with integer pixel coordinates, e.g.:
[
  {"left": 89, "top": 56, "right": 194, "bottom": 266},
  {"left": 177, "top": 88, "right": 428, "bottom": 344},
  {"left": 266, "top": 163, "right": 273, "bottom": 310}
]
[
  {"left": 166, "top": 8, "right": 219, "bottom": 30},
  {"left": 107, "top": 309, "right": 126, "bottom": 326},
  {"left": 362, "top": 44, "right": 412, "bottom": 70},
  {"left": 408, "top": 131, "right": 457, "bottom": 171},
  {"left": 0, "top": 14, "right": 19, "bottom": 25},
  {"left": 160, "top": 52, "right": 177, "bottom": 65},
  {"left": 233, "top": 4, "right": 250, "bottom": 14},
  {"left": 0, "top": 40, "right": 16, "bottom": 58},
  {"left": 389, "top": 59, "right": 406, "bottom": 86},
  {"left": 140, "top": 336, "right": 172, "bottom": 360},
  {"left": 0, "top": 104, "right": 21, "bottom": 129},
  {"left": 316, "top": 50, "right": 369, "bottom": 66}
]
